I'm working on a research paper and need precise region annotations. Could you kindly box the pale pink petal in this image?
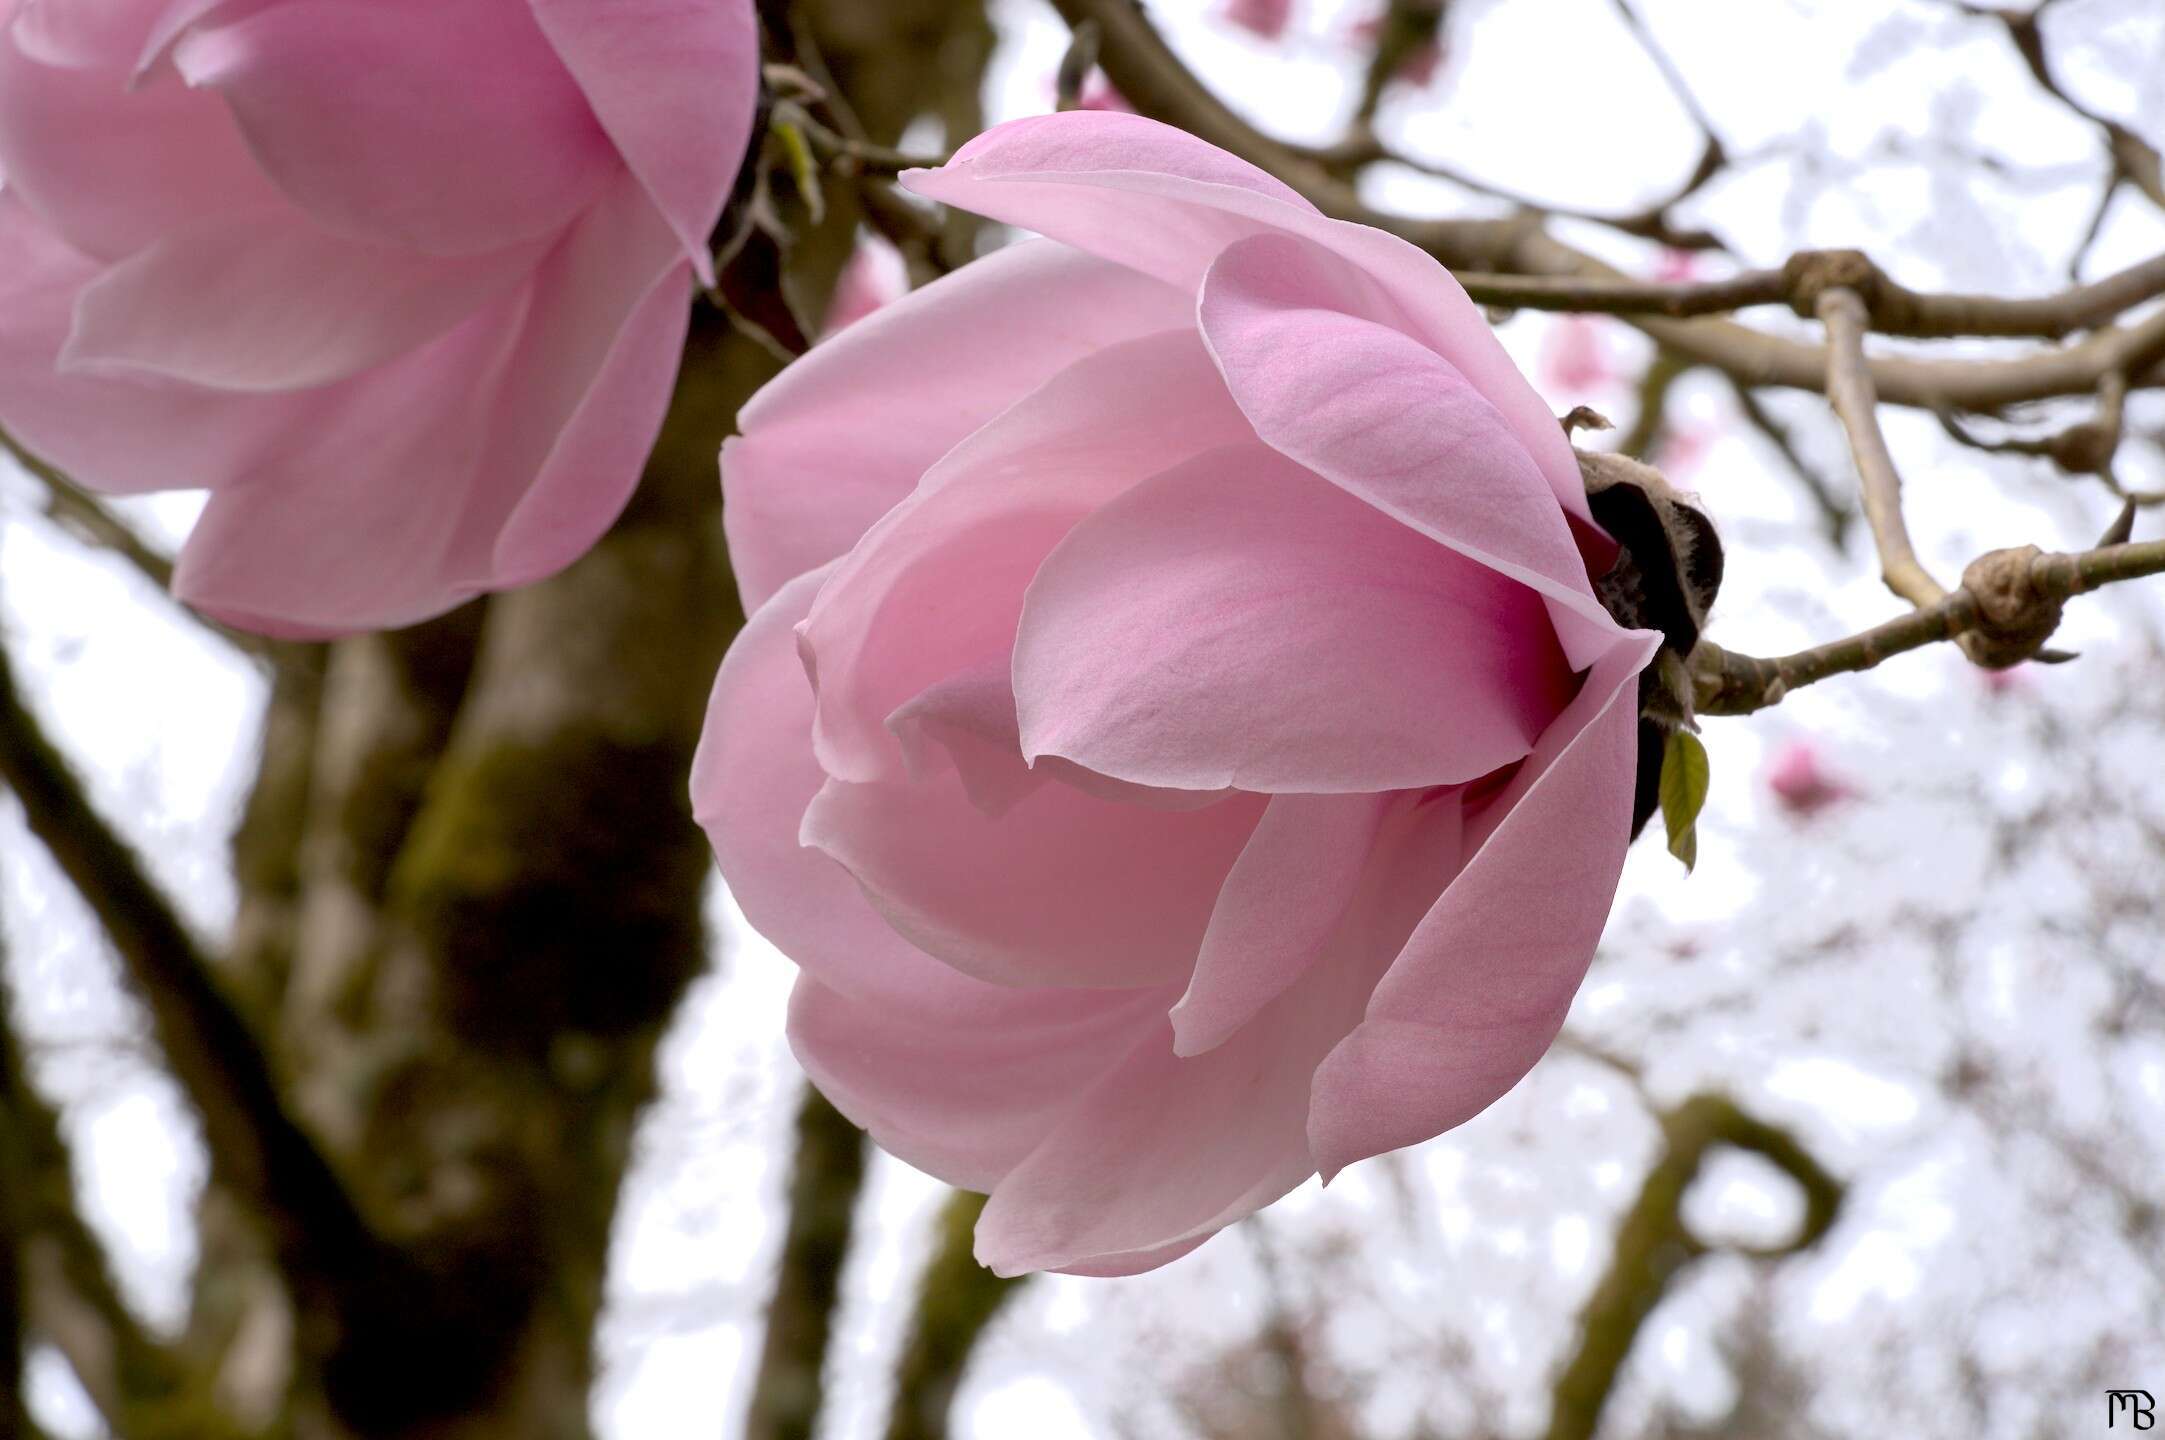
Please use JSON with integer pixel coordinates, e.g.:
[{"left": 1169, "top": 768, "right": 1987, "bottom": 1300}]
[
  {"left": 1013, "top": 440, "right": 1574, "bottom": 793},
  {"left": 800, "top": 769, "right": 1266, "bottom": 991},
  {"left": 173, "top": 0, "right": 615, "bottom": 253},
  {"left": 0, "top": 17, "right": 276, "bottom": 258},
  {"left": 900, "top": 112, "right": 1589, "bottom": 525},
  {"left": 689, "top": 566, "right": 1012, "bottom": 1018},
  {"left": 13, "top": 0, "right": 167, "bottom": 67},
  {"left": 888, "top": 661, "right": 1232, "bottom": 819},
  {"left": 1170, "top": 792, "right": 1402, "bottom": 1057},
  {"left": 528, "top": 0, "right": 759, "bottom": 283},
  {"left": 789, "top": 975, "right": 1170, "bottom": 1194},
  {"left": 973, "top": 792, "right": 1463, "bottom": 1276},
  {"left": 169, "top": 287, "right": 532, "bottom": 636},
  {"left": 1306, "top": 633, "right": 1661, "bottom": 1181},
  {"left": 793, "top": 327, "right": 1249, "bottom": 785},
  {"left": 722, "top": 239, "right": 1192, "bottom": 614},
  {"left": 0, "top": 194, "right": 305, "bottom": 494},
  {"left": 819, "top": 235, "right": 906, "bottom": 335},
  {"left": 61, "top": 204, "right": 547, "bottom": 390},
  {"left": 1197, "top": 231, "right": 1621, "bottom": 667},
  {"left": 474, "top": 177, "right": 691, "bottom": 587}
]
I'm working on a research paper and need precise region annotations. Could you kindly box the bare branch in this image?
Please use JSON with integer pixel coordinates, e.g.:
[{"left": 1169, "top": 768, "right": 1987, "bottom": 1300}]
[
  {"left": 1693, "top": 536, "right": 2165, "bottom": 714},
  {"left": 744, "top": 1088, "right": 868, "bottom": 1440},
  {"left": 0, "top": 988, "right": 192, "bottom": 1433},
  {"left": 1546, "top": 1092, "right": 1842, "bottom": 1440},
  {"left": 1044, "top": 0, "right": 2165, "bottom": 414},
  {"left": 0, "top": 641, "right": 386, "bottom": 1299},
  {"left": 883, "top": 1191, "right": 1024, "bottom": 1440},
  {"left": 1819, "top": 286, "right": 1948, "bottom": 607},
  {"left": 1462, "top": 250, "right": 2165, "bottom": 339}
]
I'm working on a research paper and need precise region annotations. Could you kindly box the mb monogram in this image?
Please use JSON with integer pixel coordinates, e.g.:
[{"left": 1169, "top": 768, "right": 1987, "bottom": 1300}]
[{"left": 2110, "top": 1391, "right": 2156, "bottom": 1430}]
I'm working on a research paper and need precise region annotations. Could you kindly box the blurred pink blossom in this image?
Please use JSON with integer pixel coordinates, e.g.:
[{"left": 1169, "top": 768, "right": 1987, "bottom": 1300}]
[
  {"left": 1540, "top": 316, "right": 1617, "bottom": 397},
  {"left": 1766, "top": 739, "right": 1857, "bottom": 818},
  {"left": 1224, "top": 0, "right": 1294, "bottom": 41}
]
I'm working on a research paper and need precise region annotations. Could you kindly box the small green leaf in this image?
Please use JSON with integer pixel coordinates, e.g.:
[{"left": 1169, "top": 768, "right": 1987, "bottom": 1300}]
[
  {"left": 1659, "top": 729, "right": 1710, "bottom": 873},
  {"left": 773, "top": 118, "right": 826, "bottom": 226}
]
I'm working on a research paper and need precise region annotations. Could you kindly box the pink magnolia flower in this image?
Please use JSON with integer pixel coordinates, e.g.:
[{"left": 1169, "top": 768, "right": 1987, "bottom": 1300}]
[
  {"left": 1765, "top": 739, "right": 1856, "bottom": 817},
  {"left": 1224, "top": 0, "right": 1294, "bottom": 42},
  {"left": 697, "top": 113, "right": 1660, "bottom": 1277},
  {"left": 0, "top": 0, "right": 757, "bottom": 636}
]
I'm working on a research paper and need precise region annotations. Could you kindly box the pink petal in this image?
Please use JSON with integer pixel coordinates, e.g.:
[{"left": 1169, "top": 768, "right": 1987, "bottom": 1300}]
[
  {"left": 800, "top": 768, "right": 1266, "bottom": 991},
  {"left": 889, "top": 661, "right": 1232, "bottom": 819},
  {"left": 689, "top": 566, "right": 1011, "bottom": 1017},
  {"left": 793, "top": 326, "right": 1248, "bottom": 786},
  {"left": 973, "top": 791, "right": 1463, "bottom": 1276},
  {"left": 0, "top": 194, "right": 305, "bottom": 495},
  {"left": 789, "top": 975, "right": 1171, "bottom": 1194},
  {"left": 62, "top": 204, "right": 547, "bottom": 391},
  {"left": 13, "top": 0, "right": 168, "bottom": 68},
  {"left": 1013, "top": 440, "right": 1575, "bottom": 793},
  {"left": 722, "top": 239, "right": 1192, "bottom": 615},
  {"left": 1305, "top": 633, "right": 1661, "bottom": 1181},
  {"left": 1197, "top": 231, "right": 1621, "bottom": 668},
  {"left": 169, "top": 287, "right": 533, "bottom": 636},
  {"left": 1170, "top": 792, "right": 1402, "bottom": 1057},
  {"left": 474, "top": 175, "right": 691, "bottom": 587},
  {"left": 173, "top": 0, "right": 616, "bottom": 254},
  {"left": 528, "top": 0, "right": 759, "bottom": 284},
  {"left": 900, "top": 112, "right": 1589, "bottom": 526},
  {"left": 0, "top": 15, "right": 276, "bottom": 259}
]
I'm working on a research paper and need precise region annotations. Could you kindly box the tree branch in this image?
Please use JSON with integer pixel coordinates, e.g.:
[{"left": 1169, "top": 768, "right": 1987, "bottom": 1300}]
[
  {"left": 883, "top": 1191, "right": 1024, "bottom": 1440},
  {"left": 0, "top": 642, "right": 386, "bottom": 1302},
  {"left": 1692, "top": 537, "right": 2165, "bottom": 713},
  {"left": 1819, "top": 286, "right": 1948, "bottom": 607},
  {"left": 744, "top": 1087, "right": 869, "bottom": 1440},
  {"left": 1546, "top": 1092, "right": 1842, "bottom": 1440}
]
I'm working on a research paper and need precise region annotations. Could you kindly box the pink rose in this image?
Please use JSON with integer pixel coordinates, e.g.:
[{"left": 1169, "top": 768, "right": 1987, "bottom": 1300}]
[
  {"left": 0, "top": 0, "right": 756, "bottom": 636},
  {"left": 696, "top": 113, "right": 1660, "bottom": 1276}
]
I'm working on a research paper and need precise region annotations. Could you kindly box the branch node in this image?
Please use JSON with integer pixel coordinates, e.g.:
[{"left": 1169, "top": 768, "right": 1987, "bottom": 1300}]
[{"left": 1956, "top": 545, "right": 2064, "bottom": 668}]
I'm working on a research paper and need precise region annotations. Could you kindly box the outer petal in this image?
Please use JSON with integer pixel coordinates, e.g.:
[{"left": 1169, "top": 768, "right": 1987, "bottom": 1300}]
[
  {"left": 0, "top": 14, "right": 277, "bottom": 259},
  {"left": 973, "top": 789, "right": 1463, "bottom": 1276},
  {"left": 1170, "top": 792, "right": 1399, "bottom": 1057},
  {"left": 794, "top": 326, "right": 1250, "bottom": 785},
  {"left": 789, "top": 975, "right": 1170, "bottom": 1194},
  {"left": 722, "top": 240, "right": 1193, "bottom": 614},
  {"left": 62, "top": 204, "right": 546, "bottom": 390},
  {"left": 689, "top": 566, "right": 1012, "bottom": 1018},
  {"left": 468, "top": 174, "right": 690, "bottom": 587},
  {"left": 900, "top": 111, "right": 1590, "bottom": 525},
  {"left": 528, "top": 0, "right": 759, "bottom": 283},
  {"left": 1198, "top": 231, "right": 1621, "bottom": 668},
  {"left": 1306, "top": 632, "right": 1662, "bottom": 1181},
  {"left": 0, "top": 194, "right": 305, "bottom": 494},
  {"left": 1013, "top": 440, "right": 1574, "bottom": 793},
  {"left": 167, "top": 176, "right": 688, "bottom": 633},
  {"left": 168, "top": 286, "right": 531, "bottom": 636},
  {"left": 800, "top": 767, "right": 1265, "bottom": 991},
  {"left": 173, "top": 0, "right": 615, "bottom": 253}
]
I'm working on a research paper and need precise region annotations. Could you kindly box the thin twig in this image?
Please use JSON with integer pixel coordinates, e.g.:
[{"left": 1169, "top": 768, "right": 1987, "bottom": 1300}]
[
  {"left": 1459, "top": 250, "right": 2165, "bottom": 338},
  {"left": 1692, "top": 537, "right": 2165, "bottom": 714},
  {"left": 1818, "top": 286, "right": 1948, "bottom": 607}
]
